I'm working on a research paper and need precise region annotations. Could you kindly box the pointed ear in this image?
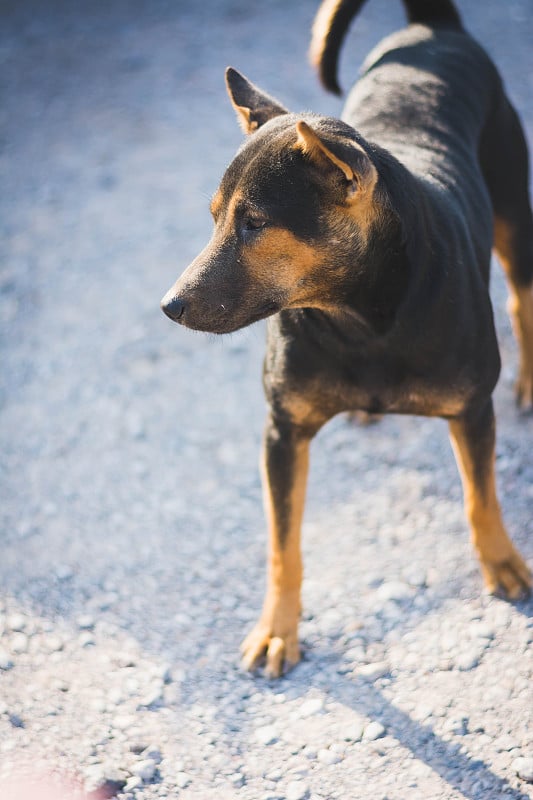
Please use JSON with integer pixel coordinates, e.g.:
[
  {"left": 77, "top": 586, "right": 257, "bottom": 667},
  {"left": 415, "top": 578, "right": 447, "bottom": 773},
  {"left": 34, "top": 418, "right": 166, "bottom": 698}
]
[
  {"left": 225, "top": 67, "right": 288, "bottom": 134},
  {"left": 295, "top": 120, "right": 377, "bottom": 200}
]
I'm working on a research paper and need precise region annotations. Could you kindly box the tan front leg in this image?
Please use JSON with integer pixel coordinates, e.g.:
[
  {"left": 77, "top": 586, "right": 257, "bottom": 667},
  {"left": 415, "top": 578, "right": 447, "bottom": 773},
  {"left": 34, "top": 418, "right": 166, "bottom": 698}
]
[
  {"left": 241, "top": 417, "right": 311, "bottom": 678},
  {"left": 449, "top": 401, "right": 531, "bottom": 598}
]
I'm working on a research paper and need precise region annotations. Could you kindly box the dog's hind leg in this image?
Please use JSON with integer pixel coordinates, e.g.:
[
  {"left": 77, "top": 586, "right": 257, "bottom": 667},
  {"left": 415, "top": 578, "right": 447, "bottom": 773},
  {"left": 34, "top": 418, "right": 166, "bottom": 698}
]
[
  {"left": 241, "top": 414, "right": 313, "bottom": 678},
  {"left": 449, "top": 400, "right": 531, "bottom": 599},
  {"left": 494, "top": 211, "right": 533, "bottom": 410},
  {"left": 480, "top": 92, "right": 533, "bottom": 410}
]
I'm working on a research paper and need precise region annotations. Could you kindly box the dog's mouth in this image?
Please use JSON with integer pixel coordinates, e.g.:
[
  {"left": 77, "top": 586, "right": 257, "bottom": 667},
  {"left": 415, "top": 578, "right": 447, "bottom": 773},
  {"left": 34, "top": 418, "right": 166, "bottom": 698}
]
[{"left": 161, "top": 294, "right": 282, "bottom": 334}]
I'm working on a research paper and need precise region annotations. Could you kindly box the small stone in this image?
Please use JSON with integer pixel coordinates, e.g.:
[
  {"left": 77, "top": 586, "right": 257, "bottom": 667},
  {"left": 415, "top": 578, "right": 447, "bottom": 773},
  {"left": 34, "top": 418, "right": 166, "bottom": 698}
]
[
  {"left": 363, "top": 721, "right": 386, "bottom": 741},
  {"left": 124, "top": 776, "right": 143, "bottom": 791},
  {"left": 443, "top": 717, "right": 469, "bottom": 736},
  {"left": 0, "top": 648, "right": 14, "bottom": 670},
  {"left": 77, "top": 615, "right": 95, "bottom": 630},
  {"left": 129, "top": 742, "right": 149, "bottom": 755},
  {"left": 85, "top": 766, "right": 127, "bottom": 796},
  {"left": 471, "top": 623, "right": 494, "bottom": 640},
  {"left": 78, "top": 632, "right": 95, "bottom": 647},
  {"left": 454, "top": 651, "right": 480, "bottom": 671},
  {"left": 298, "top": 698, "right": 324, "bottom": 718},
  {"left": 176, "top": 772, "right": 191, "bottom": 789},
  {"left": 44, "top": 634, "right": 64, "bottom": 653},
  {"left": 255, "top": 725, "right": 278, "bottom": 745},
  {"left": 10, "top": 633, "right": 28, "bottom": 654},
  {"left": 286, "top": 780, "right": 310, "bottom": 800},
  {"left": 356, "top": 661, "right": 390, "bottom": 680},
  {"left": 131, "top": 759, "right": 157, "bottom": 782},
  {"left": 7, "top": 613, "right": 27, "bottom": 632},
  {"left": 113, "top": 714, "right": 137, "bottom": 731},
  {"left": 344, "top": 722, "right": 364, "bottom": 742},
  {"left": 494, "top": 734, "right": 519, "bottom": 752},
  {"left": 8, "top": 713, "right": 24, "bottom": 728},
  {"left": 144, "top": 748, "right": 162, "bottom": 764},
  {"left": 376, "top": 581, "right": 412, "bottom": 602},
  {"left": 513, "top": 757, "right": 533, "bottom": 783},
  {"left": 138, "top": 685, "right": 164, "bottom": 708},
  {"left": 55, "top": 564, "right": 74, "bottom": 580},
  {"left": 317, "top": 748, "right": 342, "bottom": 765},
  {"left": 229, "top": 772, "right": 245, "bottom": 787}
]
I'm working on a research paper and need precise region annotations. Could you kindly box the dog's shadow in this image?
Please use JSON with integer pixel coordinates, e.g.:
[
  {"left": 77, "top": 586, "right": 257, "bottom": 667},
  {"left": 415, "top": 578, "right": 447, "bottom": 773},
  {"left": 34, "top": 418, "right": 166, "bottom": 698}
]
[{"left": 309, "top": 663, "right": 531, "bottom": 800}]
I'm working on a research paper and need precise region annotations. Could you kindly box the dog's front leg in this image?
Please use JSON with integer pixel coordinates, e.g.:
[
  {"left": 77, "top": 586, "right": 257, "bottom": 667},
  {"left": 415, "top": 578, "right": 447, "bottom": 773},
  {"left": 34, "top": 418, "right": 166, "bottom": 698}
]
[
  {"left": 241, "top": 413, "right": 311, "bottom": 678},
  {"left": 449, "top": 400, "right": 531, "bottom": 599}
]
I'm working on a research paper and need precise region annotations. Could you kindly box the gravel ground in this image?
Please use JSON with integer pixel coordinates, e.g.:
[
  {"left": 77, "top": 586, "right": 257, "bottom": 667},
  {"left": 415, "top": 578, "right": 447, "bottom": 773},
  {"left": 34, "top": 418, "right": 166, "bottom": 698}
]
[{"left": 1, "top": 1, "right": 532, "bottom": 798}]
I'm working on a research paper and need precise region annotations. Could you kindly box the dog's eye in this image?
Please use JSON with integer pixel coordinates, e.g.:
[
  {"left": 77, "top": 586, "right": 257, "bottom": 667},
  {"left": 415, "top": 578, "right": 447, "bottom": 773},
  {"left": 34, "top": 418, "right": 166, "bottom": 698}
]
[{"left": 244, "top": 217, "right": 268, "bottom": 232}]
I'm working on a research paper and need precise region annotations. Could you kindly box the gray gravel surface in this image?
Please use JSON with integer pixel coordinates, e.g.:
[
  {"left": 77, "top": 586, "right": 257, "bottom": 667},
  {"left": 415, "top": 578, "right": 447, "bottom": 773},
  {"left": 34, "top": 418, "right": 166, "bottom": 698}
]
[{"left": 1, "top": 1, "right": 532, "bottom": 798}]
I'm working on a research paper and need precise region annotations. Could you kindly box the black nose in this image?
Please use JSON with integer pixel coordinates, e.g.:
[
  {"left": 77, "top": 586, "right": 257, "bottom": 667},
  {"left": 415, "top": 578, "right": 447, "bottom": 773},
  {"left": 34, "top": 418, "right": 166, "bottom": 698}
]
[{"left": 161, "top": 296, "right": 186, "bottom": 322}]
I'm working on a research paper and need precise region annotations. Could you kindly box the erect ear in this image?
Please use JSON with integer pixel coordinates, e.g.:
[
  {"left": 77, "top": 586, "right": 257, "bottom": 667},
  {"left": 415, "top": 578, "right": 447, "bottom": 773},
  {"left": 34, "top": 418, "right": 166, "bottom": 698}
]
[
  {"left": 294, "top": 120, "right": 377, "bottom": 201},
  {"left": 225, "top": 67, "right": 288, "bottom": 134}
]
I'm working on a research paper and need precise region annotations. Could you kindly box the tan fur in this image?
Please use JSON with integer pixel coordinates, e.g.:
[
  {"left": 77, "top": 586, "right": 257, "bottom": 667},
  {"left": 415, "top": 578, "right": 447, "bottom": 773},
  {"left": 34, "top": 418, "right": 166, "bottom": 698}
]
[
  {"left": 295, "top": 122, "right": 379, "bottom": 244},
  {"left": 448, "top": 418, "right": 531, "bottom": 598},
  {"left": 244, "top": 227, "right": 323, "bottom": 300},
  {"left": 308, "top": 0, "right": 345, "bottom": 69},
  {"left": 241, "top": 437, "right": 310, "bottom": 677},
  {"left": 210, "top": 189, "right": 223, "bottom": 220},
  {"left": 494, "top": 216, "right": 533, "bottom": 409},
  {"left": 295, "top": 120, "right": 355, "bottom": 180}
]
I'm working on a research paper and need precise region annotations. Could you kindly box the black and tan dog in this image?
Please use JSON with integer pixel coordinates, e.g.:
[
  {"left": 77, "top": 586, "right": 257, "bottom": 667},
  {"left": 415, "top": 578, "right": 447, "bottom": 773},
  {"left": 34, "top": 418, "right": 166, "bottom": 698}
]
[{"left": 161, "top": 0, "right": 533, "bottom": 677}]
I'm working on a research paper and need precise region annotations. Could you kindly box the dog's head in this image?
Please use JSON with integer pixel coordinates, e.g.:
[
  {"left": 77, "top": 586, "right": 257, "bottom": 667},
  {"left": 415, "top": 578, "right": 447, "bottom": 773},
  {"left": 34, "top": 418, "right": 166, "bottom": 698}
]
[{"left": 161, "top": 68, "right": 382, "bottom": 334}]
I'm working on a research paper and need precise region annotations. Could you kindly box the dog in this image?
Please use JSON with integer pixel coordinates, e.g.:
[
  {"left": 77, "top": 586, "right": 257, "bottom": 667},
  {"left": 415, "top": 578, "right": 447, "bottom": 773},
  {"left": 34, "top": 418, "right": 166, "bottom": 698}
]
[{"left": 161, "top": 0, "right": 533, "bottom": 677}]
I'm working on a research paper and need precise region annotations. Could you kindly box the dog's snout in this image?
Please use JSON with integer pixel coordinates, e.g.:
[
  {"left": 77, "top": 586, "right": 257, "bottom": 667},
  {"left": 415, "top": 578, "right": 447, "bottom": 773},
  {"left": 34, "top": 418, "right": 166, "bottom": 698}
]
[{"left": 161, "top": 295, "right": 186, "bottom": 322}]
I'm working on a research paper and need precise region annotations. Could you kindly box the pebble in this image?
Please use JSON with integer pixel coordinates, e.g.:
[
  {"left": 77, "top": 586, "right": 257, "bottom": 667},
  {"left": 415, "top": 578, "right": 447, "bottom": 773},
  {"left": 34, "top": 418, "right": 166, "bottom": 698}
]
[
  {"left": 138, "top": 685, "right": 164, "bottom": 708},
  {"left": 297, "top": 698, "right": 324, "bottom": 718},
  {"left": 363, "top": 722, "right": 386, "bottom": 741},
  {"left": 344, "top": 722, "right": 365, "bottom": 742},
  {"left": 513, "top": 757, "right": 533, "bottom": 783},
  {"left": 131, "top": 759, "right": 157, "bottom": 782},
  {"left": 356, "top": 661, "right": 390, "bottom": 680},
  {"left": 77, "top": 615, "right": 95, "bottom": 630},
  {"left": 317, "top": 748, "right": 342, "bottom": 765},
  {"left": 0, "top": 648, "right": 14, "bottom": 670},
  {"left": 124, "top": 776, "right": 143, "bottom": 791},
  {"left": 10, "top": 633, "right": 28, "bottom": 654},
  {"left": 286, "top": 779, "right": 310, "bottom": 800},
  {"left": 255, "top": 725, "right": 278, "bottom": 745},
  {"left": 454, "top": 651, "right": 480, "bottom": 671},
  {"left": 229, "top": 772, "right": 245, "bottom": 787},
  {"left": 175, "top": 772, "right": 191, "bottom": 789},
  {"left": 376, "top": 581, "right": 412, "bottom": 602},
  {"left": 7, "top": 613, "right": 27, "bottom": 632},
  {"left": 84, "top": 765, "right": 127, "bottom": 795}
]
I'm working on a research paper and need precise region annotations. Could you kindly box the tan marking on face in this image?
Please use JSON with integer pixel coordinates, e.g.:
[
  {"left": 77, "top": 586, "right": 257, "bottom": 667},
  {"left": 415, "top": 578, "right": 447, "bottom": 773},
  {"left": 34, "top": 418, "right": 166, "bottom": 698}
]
[
  {"left": 210, "top": 189, "right": 223, "bottom": 219},
  {"left": 243, "top": 227, "right": 324, "bottom": 304}
]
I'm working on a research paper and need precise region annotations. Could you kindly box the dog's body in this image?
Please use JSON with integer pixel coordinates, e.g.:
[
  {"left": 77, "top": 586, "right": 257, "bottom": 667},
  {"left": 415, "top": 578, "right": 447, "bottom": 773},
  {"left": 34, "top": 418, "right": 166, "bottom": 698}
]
[{"left": 162, "top": 0, "right": 533, "bottom": 676}]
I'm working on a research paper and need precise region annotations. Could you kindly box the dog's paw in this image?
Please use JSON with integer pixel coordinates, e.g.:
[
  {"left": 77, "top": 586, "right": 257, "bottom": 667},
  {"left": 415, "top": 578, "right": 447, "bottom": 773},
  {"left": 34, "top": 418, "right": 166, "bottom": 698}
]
[
  {"left": 241, "top": 623, "right": 300, "bottom": 679},
  {"left": 480, "top": 549, "right": 532, "bottom": 600}
]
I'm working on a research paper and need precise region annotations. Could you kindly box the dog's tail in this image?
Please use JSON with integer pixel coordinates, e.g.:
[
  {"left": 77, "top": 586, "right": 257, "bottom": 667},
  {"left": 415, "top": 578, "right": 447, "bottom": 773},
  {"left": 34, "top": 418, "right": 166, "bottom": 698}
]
[{"left": 310, "top": 0, "right": 462, "bottom": 95}]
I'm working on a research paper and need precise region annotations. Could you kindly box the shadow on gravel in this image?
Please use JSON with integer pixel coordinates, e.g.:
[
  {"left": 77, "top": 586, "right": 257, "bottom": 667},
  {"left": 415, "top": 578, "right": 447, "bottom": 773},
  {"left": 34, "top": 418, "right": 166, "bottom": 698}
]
[{"left": 332, "top": 679, "right": 531, "bottom": 800}]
